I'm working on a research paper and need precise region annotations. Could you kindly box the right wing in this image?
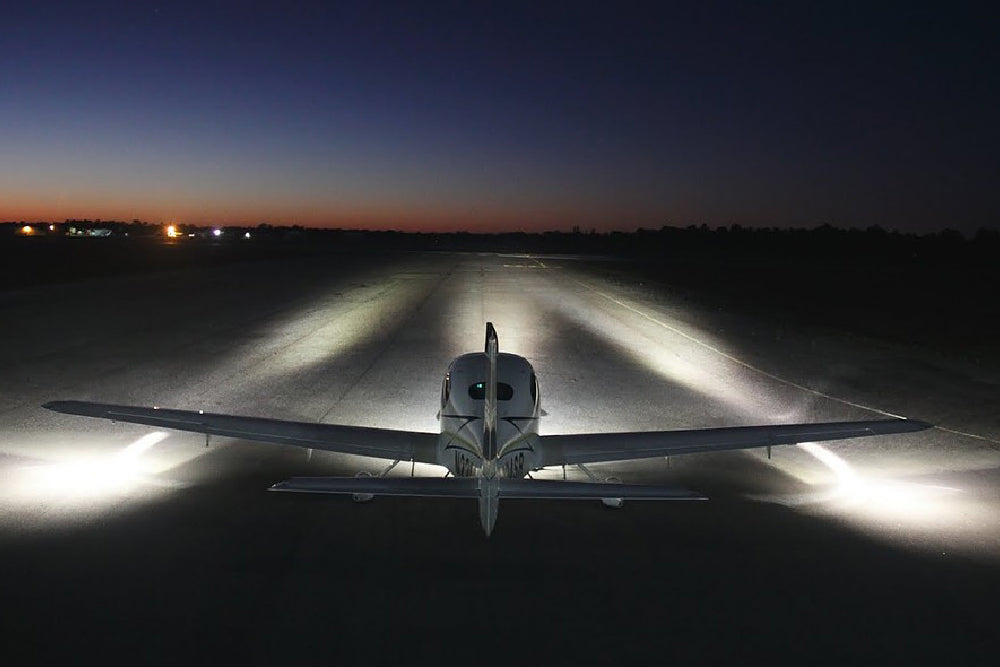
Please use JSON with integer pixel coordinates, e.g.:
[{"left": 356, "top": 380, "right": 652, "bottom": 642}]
[
  {"left": 537, "top": 418, "right": 931, "bottom": 467},
  {"left": 43, "top": 400, "right": 440, "bottom": 464}
]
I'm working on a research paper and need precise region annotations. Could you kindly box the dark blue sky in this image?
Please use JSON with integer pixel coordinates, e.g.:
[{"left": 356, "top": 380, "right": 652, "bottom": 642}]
[{"left": 3, "top": 1, "right": 997, "bottom": 232}]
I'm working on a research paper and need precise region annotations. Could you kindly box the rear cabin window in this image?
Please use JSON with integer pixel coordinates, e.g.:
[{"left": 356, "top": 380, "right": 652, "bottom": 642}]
[{"left": 468, "top": 382, "right": 514, "bottom": 400}]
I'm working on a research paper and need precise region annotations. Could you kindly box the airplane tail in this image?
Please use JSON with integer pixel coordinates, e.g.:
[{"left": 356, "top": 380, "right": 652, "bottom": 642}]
[{"left": 483, "top": 322, "right": 499, "bottom": 461}]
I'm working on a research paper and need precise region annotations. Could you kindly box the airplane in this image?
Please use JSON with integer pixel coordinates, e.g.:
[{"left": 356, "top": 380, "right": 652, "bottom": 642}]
[{"left": 43, "top": 322, "right": 931, "bottom": 535}]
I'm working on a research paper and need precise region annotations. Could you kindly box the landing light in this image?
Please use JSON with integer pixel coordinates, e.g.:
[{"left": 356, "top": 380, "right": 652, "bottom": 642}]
[
  {"left": 21, "top": 225, "right": 33, "bottom": 235},
  {"left": 795, "top": 442, "right": 961, "bottom": 523},
  {"left": 212, "top": 229, "right": 222, "bottom": 237},
  {"left": 14, "top": 431, "right": 170, "bottom": 500},
  {"left": 166, "top": 225, "right": 178, "bottom": 238}
]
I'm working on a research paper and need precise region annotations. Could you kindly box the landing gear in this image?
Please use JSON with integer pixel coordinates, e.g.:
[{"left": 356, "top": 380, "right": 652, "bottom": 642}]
[
  {"left": 352, "top": 471, "right": 375, "bottom": 503},
  {"left": 577, "top": 464, "right": 624, "bottom": 509},
  {"left": 600, "top": 477, "right": 624, "bottom": 509},
  {"left": 351, "top": 460, "right": 402, "bottom": 503}
]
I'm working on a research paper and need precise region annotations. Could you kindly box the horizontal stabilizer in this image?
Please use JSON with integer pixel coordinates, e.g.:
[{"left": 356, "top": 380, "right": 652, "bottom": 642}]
[
  {"left": 268, "top": 476, "right": 706, "bottom": 500},
  {"left": 270, "top": 476, "right": 482, "bottom": 497},
  {"left": 498, "top": 478, "right": 705, "bottom": 500}
]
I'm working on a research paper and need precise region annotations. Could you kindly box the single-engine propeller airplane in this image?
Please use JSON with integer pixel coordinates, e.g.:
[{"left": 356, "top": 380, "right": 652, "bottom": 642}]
[{"left": 44, "top": 323, "right": 931, "bottom": 535}]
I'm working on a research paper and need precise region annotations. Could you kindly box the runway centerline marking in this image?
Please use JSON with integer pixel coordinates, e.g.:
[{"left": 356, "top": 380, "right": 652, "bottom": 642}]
[{"left": 571, "top": 276, "right": 1000, "bottom": 447}]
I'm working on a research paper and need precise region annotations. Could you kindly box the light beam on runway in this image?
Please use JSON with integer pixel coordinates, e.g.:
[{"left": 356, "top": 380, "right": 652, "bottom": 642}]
[
  {"left": 541, "top": 274, "right": 812, "bottom": 422},
  {"left": 118, "top": 431, "right": 170, "bottom": 461},
  {"left": 795, "top": 442, "right": 963, "bottom": 523},
  {"left": 154, "top": 258, "right": 425, "bottom": 419},
  {"left": 0, "top": 430, "right": 204, "bottom": 529},
  {"left": 18, "top": 431, "right": 170, "bottom": 499}
]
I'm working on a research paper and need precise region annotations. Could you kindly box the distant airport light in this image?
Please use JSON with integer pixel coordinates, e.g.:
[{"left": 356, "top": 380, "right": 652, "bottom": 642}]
[
  {"left": 21, "top": 225, "right": 33, "bottom": 235},
  {"left": 166, "top": 224, "right": 178, "bottom": 238},
  {"left": 213, "top": 228, "right": 222, "bottom": 237}
]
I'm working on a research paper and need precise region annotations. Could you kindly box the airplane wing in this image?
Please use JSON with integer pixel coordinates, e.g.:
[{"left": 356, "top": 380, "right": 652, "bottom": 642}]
[
  {"left": 42, "top": 400, "right": 440, "bottom": 464},
  {"left": 537, "top": 418, "right": 931, "bottom": 467}
]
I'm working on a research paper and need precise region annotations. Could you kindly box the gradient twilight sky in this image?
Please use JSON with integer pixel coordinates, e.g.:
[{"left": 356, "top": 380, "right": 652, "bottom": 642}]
[{"left": 2, "top": 1, "right": 998, "bottom": 232}]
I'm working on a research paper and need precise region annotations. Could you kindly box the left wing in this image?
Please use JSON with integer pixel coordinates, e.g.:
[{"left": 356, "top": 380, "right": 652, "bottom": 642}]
[
  {"left": 43, "top": 400, "right": 440, "bottom": 464},
  {"left": 537, "top": 418, "right": 931, "bottom": 467}
]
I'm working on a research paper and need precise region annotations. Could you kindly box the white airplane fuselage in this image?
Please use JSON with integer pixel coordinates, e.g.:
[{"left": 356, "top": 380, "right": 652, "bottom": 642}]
[
  {"left": 437, "top": 352, "right": 542, "bottom": 476},
  {"left": 436, "top": 352, "right": 542, "bottom": 533}
]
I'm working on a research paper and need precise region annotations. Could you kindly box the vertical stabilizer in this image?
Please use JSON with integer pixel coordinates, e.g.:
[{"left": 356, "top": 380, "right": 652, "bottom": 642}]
[
  {"left": 483, "top": 322, "right": 499, "bottom": 462},
  {"left": 479, "top": 322, "right": 501, "bottom": 535}
]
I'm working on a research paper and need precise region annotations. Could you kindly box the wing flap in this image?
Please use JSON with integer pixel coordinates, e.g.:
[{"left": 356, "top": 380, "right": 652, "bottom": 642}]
[
  {"left": 43, "top": 400, "right": 440, "bottom": 464},
  {"left": 538, "top": 418, "right": 931, "bottom": 467}
]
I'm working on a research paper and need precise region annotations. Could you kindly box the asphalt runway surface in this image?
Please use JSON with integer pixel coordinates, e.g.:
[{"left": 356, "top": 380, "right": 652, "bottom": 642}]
[{"left": 2, "top": 250, "right": 999, "bottom": 664}]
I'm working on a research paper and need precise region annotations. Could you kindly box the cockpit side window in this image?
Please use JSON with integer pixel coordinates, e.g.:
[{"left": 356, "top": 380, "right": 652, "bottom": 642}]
[
  {"left": 529, "top": 372, "right": 538, "bottom": 406},
  {"left": 468, "top": 382, "right": 514, "bottom": 401}
]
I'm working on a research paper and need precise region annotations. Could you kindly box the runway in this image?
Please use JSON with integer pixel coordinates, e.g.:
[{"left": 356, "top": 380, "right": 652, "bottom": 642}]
[{"left": 2, "top": 250, "right": 999, "bottom": 664}]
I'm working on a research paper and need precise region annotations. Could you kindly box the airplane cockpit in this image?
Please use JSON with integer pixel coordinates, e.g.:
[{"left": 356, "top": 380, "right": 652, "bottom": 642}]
[
  {"left": 438, "top": 352, "right": 541, "bottom": 474},
  {"left": 440, "top": 352, "right": 539, "bottom": 421}
]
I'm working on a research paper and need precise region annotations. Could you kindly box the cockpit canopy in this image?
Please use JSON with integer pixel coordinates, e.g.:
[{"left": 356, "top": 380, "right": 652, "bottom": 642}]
[{"left": 441, "top": 352, "right": 539, "bottom": 417}]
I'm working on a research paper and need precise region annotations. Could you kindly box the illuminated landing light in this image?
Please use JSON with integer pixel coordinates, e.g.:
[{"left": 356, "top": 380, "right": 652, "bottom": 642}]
[
  {"left": 795, "top": 442, "right": 961, "bottom": 522},
  {"left": 21, "top": 225, "right": 33, "bottom": 235},
  {"left": 166, "top": 224, "right": 178, "bottom": 238},
  {"left": 797, "top": 442, "right": 858, "bottom": 485},
  {"left": 118, "top": 431, "right": 170, "bottom": 462},
  {"left": 244, "top": 232, "right": 251, "bottom": 239},
  {"left": 49, "top": 224, "right": 55, "bottom": 231},
  {"left": 212, "top": 228, "right": 222, "bottom": 237},
  {"left": 16, "top": 432, "right": 170, "bottom": 500}
]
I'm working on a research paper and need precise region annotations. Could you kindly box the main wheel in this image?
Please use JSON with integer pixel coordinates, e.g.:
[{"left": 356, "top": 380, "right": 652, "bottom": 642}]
[{"left": 352, "top": 470, "right": 375, "bottom": 503}]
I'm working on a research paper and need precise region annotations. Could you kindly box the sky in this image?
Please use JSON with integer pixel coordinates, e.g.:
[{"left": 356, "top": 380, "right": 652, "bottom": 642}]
[{"left": 2, "top": 1, "right": 998, "bottom": 233}]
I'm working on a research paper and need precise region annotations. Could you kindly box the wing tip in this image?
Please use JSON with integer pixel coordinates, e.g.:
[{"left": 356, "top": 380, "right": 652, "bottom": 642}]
[
  {"left": 890, "top": 418, "right": 934, "bottom": 432},
  {"left": 42, "top": 400, "right": 79, "bottom": 414}
]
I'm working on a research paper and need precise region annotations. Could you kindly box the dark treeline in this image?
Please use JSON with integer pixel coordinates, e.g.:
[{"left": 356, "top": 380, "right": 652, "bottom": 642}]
[
  {"left": 2, "top": 219, "right": 997, "bottom": 364},
  {"left": 3, "top": 220, "right": 996, "bottom": 262}
]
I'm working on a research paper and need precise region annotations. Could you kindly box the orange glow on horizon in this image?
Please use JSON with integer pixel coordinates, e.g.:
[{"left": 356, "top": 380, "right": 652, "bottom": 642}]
[{"left": 1, "top": 192, "right": 647, "bottom": 234}]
